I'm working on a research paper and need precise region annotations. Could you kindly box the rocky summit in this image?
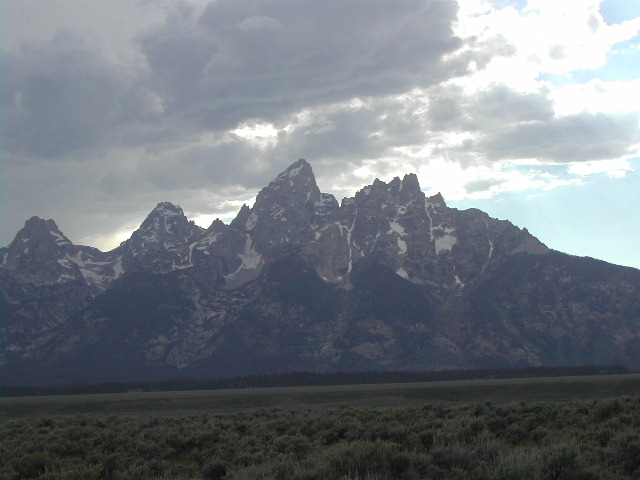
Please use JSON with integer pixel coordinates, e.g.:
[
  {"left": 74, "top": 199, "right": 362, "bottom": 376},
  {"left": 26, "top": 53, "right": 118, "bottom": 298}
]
[{"left": 2, "top": 159, "right": 639, "bottom": 385}]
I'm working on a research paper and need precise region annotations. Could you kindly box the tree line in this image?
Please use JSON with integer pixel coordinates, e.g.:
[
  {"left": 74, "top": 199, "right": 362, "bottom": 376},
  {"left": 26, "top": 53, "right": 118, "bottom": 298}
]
[{"left": 1, "top": 364, "right": 631, "bottom": 397}]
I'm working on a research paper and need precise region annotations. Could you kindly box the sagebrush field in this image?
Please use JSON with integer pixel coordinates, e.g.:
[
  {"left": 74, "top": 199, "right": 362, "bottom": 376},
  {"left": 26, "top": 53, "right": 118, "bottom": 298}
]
[{"left": 2, "top": 375, "right": 640, "bottom": 479}]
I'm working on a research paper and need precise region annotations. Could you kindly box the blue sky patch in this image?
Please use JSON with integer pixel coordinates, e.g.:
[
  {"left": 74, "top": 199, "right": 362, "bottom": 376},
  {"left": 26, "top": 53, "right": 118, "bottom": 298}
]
[
  {"left": 600, "top": 0, "right": 640, "bottom": 25},
  {"left": 487, "top": 0, "right": 528, "bottom": 12},
  {"left": 450, "top": 168, "right": 640, "bottom": 268}
]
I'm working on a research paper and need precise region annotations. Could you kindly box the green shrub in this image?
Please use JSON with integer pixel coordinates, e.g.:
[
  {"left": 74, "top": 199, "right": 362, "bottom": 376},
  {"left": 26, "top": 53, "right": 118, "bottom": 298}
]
[
  {"left": 611, "top": 432, "right": 640, "bottom": 475},
  {"left": 594, "top": 399, "right": 622, "bottom": 422},
  {"left": 2, "top": 396, "right": 640, "bottom": 480},
  {"left": 13, "top": 452, "right": 59, "bottom": 479},
  {"left": 418, "top": 430, "right": 435, "bottom": 451},
  {"left": 203, "top": 459, "right": 227, "bottom": 480},
  {"left": 315, "top": 440, "right": 412, "bottom": 480}
]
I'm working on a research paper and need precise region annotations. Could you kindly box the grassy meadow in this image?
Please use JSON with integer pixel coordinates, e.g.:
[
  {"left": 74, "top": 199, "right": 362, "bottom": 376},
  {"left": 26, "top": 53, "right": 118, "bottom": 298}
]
[{"left": 1, "top": 374, "right": 640, "bottom": 479}]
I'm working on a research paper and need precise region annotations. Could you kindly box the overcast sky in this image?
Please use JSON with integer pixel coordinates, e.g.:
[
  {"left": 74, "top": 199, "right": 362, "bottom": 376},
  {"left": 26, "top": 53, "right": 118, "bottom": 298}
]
[{"left": 2, "top": 0, "right": 639, "bottom": 269}]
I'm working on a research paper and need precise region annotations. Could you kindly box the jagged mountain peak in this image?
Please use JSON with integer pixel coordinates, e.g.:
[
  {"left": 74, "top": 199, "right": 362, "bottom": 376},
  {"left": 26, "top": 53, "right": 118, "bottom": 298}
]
[
  {"left": 207, "top": 218, "right": 228, "bottom": 233},
  {"left": 264, "top": 159, "right": 321, "bottom": 203},
  {"left": 230, "top": 204, "right": 252, "bottom": 231},
  {"left": 142, "top": 202, "right": 187, "bottom": 227},
  {"left": 151, "top": 201, "right": 184, "bottom": 216},
  {"left": 426, "top": 192, "right": 446, "bottom": 209},
  {"left": 18, "top": 216, "right": 72, "bottom": 247},
  {"left": 0, "top": 216, "right": 94, "bottom": 288},
  {"left": 361, "top": 173, "right": 422, "bottom": 196},
  {"left": 354, "top": 174, "right": 425, "bottom": 211},
  {"left": 388, "top": 176, "right": 402, "bottom": 191},
  {"left": 272, "top": 158, "right": 313, "bottom": 183},
  {"left": 136, "top": 202, "right": 199, "bottom": 237},
  {"left": 237, "top": 160, "right": 323, "bottom": 250},
  {"left": 2, "top": 217, "right": 73, "bottom": 261},
  {"left": 260, "top": 159, "right": 316, "bottom": 198},
  {"left": 120, "top": 202, "right": 204, "bottom": 261},
  {"left": 400, "top": 173, "right": 421, "bottom": 195},
  {"left": 0, "top": 215, "right": 125, "bottom": 292},
  {"left": 23, "top": 215, "right": 54, "bottom": 228}
]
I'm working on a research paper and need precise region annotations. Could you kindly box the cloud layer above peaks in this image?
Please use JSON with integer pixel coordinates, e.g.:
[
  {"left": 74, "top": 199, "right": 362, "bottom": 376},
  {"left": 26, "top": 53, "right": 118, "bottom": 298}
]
[{"left": 2, "top": 0, "right": 639, "bottom": 267}]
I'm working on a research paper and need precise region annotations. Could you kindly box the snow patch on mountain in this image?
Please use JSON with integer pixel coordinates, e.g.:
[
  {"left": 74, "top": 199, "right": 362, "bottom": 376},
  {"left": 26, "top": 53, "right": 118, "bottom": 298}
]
[
  {"left": 396, "top": 267, "right": 409, "bottom": 279},
  {"left": 339, "top": 214, "right": 358, "bottom": 275},
  {"left": 57, "top": 258, "right": 74, "bottom": 269},
  {"left": 389, "top": 220, "right": 407, "bottom": 254},
  {"left": 435, "top": 228, "right": 457, "bottom": 255},
  {"left": 172, "top": 242, "right": 197, "bottom": 270},
  {"left": 111, "top": 257, "right": 124, "bottom": 279},
  {"left": 274, "top": 159, "right": 309, "bottom": 183},
  {"left": 425, "top": 201, "right": 435, "bottom": 242},
  {"left": 227, "top": 236, "right": 263, "bottom": 280},
  {"left": 283, "top": 163, "right": 304, "bottom": 180},
  {"left": 245, "top": 212, "right": 258, "bottom": 231},
  {"left": 50, "top": 230, "right": 71, "bottom": 246}
]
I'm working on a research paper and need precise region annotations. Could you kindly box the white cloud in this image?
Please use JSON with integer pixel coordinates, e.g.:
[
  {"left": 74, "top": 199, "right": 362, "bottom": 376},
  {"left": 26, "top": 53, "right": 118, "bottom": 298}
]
[
  {"left": 233, "top": 123, "right": 280, "bottom": 150},
  {"left": 568, "top": 158, "right": 634, "bottom": 177},
  {"left": 189, "top": 197, "right": 257, "bottom": 229},
  {"left": 454, "top": 0, "right": 640, "bottom": 92},
  {"left": 414, "top": 157, "right": 583, "bottom": 201},
  {"left": 550, "top": 79, "right": 640, "bottom": 115}
]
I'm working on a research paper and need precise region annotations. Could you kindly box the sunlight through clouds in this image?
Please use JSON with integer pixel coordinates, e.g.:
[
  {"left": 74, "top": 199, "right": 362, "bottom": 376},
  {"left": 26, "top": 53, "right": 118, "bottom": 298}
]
[
  {"left": 191, "top": 197, "right": 257, "bottom": 229},
  {"left": 232, "top": 123, "right": 281, "bottom": 150},
  {"left": 550, "top": 79, "right": 640, "bottom": 115}
]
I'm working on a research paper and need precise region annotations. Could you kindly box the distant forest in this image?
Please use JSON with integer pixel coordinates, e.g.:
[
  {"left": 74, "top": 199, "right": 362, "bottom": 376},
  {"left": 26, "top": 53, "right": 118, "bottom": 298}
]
[{"left": 1, "top": 365, "right": 631, "bottom": 397}]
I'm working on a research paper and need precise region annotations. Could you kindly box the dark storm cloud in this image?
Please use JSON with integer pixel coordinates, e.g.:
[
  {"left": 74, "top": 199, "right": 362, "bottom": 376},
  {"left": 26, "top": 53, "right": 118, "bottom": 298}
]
[
  {"left": 424, "top": 83, "right": 640, "bottom": 165},
  {"left": 122, "top": 137, "right": 265, "bottom": 192},
  {"left": 471, "top": 84, "right": 556, "bottom": 125},
  {"left": 271, "top": 104, "right": 422, "bottom": 164},
  {"left": 3, "top": 0, "right": 465, "bottom": 162},
  {"left": 138, "top": 0, "right": 463, "bottom": 129},
  {"left": 90, "top": 96, "right": 433, "bottom": 216},
  {"left": 3, "top": 28, "right": 156, "bottom": 158},
  {"left": 427, "top": 83, "right": 555, "bottom": 132},
  {"left": 481, "top": 111, "right": 640, "bottom": 162}
]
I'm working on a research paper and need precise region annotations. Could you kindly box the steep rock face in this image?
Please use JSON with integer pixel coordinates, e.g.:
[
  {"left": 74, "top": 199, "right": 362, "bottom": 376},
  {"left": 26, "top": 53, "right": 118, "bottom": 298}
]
[
  {"left": 234, "top": 159, "right": 324, "bottom": 250},
  {"left": 303, "top": 172, "right": 547, "bottom": 297},
  {"left": 0, "top": 217, "right": 112, "bottom": 288},
  {"left": 456, "top": 253, "right": 640, "bottom": 367},
  {"left": 0, "top": 203, "right": 204, "bottom": 369},
  {"left": 1, "top": 159, "right": 639, "bottom": 384},
  {"left": 0, "top": 218, "right": 98, "bottom": 368},
  {"left": 114, "top": 202, "right": 205, "bottom": 274}
]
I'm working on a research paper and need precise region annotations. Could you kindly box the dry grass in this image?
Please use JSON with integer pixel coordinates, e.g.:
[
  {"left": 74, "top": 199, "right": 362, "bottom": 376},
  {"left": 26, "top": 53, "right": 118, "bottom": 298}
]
[{"left": 2, "top": 373, "right": 639, "bottom": 418}]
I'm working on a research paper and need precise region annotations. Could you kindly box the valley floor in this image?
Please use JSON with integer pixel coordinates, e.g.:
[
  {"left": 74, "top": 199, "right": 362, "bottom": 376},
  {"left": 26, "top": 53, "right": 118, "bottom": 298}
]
[
  {"left": 2, "top": 373, "right": 640, "bottom": 417},
  {"left": 2, "top": 381, "right": 640, "bottom": 479}
]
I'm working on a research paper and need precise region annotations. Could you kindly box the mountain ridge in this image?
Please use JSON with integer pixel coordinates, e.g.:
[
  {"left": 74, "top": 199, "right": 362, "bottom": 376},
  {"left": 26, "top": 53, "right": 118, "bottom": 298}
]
[{"left": 2, "top": 159, "right": 639, "bottom": 385}]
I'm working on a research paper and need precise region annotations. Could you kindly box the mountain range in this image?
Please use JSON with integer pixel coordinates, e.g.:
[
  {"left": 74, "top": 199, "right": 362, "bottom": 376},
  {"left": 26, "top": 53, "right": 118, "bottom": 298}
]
[{"left": 2, "top": 159, "right": 639, "bottom": 385}]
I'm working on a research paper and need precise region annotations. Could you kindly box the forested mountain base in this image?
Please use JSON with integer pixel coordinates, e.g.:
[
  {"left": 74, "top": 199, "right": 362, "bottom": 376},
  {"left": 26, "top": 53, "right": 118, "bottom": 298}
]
[{"left": 2, "top": 397, "right": 640, "bottom": 479}]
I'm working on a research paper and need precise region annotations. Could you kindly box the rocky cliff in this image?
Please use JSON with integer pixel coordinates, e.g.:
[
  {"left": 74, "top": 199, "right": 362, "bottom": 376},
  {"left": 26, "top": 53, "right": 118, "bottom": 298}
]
[{"left": 2, "top": 159, "right": 639, "bottom": 384}]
